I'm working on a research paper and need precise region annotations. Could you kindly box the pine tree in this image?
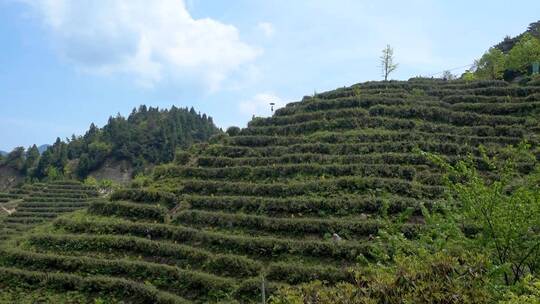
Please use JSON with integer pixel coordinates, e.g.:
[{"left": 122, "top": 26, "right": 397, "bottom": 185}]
[{"left": 24, "top": 145, "right": 40, "bottom": 174}]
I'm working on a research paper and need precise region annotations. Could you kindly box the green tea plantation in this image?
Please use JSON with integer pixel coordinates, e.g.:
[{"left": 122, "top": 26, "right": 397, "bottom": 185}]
[{"left": 0, "top": 78, "right": 539, "bottom": 303}]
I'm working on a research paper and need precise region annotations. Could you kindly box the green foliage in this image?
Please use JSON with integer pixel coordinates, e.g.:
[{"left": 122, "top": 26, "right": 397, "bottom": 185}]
[
  {"left": 3, "top": 146, "right": 25, "bottom": 171},
  {"left": 528, "top": 74, "right": 540, "bottom": 86},
  {"left": 506, "top": 33, "right": 540, "bottom": 73},
  {"left": 176, "top": 176, "right": 443, "bottom": 199},
  {"left": 76, "top": 141, "right": 112, "bottom": 176},
  {"left": 89, "top": 200, "right": 167, "bottom": 222},
  {"left": 410, "top": 88, "right": 426, "bottom": 97},
  {"left": 173, "top": 210, "right": 381, "bottom": 238},
  {"left": 0, "top": 248, "right": 237, "bottom": 302},
  {"left": 226, "top": 126, "right": 241, "bottom": 136},
  {"left": 0, "top": 266, "right": 188, "bottom": 304},
  {"left": 45, "top": 165, "right": 63, "bottom": 181},
  {"left": 35, "top": 138, "right": 69, "bottom": 179},
  {"left": 180, "top": 194, "right": 424, "bottom": 217},
  {"left": 27, "top": 233, "right": 263, "bottom": 278},
  {"left": 24, "top": 145, "right": 40, "bottom": 175},
  {"left": 270, "top": 252, "right": 492, "bottom": 304},
  {"left": 174, "top": 150, "right": 191, "bottom": 165},
  {"left": 130, "top": 173, "right": 152, "bottom": 188},
  {"left": 55, "top": 216, "right": 374, "bottom": 260},
  {"left": 475, "top": 48, "right": 506, "bottom": 80},
  {"left": 431, "top": 143, "right": 540, "bottom": 285},
  {"left": 2, "top": 78, "right": 540, "bottom": 303},
  {"left": 155, "top": 162, "right": 420, "bottom": 182},
  {"left": 475, "top": 23, "right": 540, "bottom": 80},
  {"left": 23, "top": 106, "right": 219, "bottom": 180},
  {"left": 461, "top": 70, "right": 477, "bottom": 81},
  {"left": 500, "top": 276, "right": 540, "bottom": 304},
  {"left": 352, "top": 86, "right": 362, "bottom": 96},
  {"left": 0, "top": 288, "right": 107, "bottom": 304},
  {"left": 110, "top": 188, "right": 177, "bottom": 209}
]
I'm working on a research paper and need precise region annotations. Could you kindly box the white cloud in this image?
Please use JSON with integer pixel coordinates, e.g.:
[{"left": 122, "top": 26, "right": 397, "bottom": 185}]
[
  {"left": 21, "top": 0, "right": 261, "bottom": 89},
  {"left": 257, "top": 22, "right": 275, "bottom": 38},
  {"left": 239, "top": 93, "right": 287, "bottom": 117}
]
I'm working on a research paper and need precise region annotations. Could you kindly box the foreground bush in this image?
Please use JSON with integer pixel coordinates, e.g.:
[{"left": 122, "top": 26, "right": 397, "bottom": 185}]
[
  {"left": 428, "top": 143, "right": 540, "bottom": 285},
  {"left": 269, "top": 252, "right": 492, "bottom": 304}
]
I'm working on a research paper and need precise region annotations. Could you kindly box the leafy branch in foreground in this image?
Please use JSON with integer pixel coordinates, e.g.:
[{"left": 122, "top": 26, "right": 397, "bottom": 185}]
[{"left": 427, "top": 143, "right": 540, "bottom": 285}]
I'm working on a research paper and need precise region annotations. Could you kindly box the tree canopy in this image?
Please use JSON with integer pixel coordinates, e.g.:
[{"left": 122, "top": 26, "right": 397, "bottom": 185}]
[
  {"left": 2, "top": 105, "right": 220, "bottom": 180},
  {"left": 474, "top": 29, "right": 540, "bottom": 80}
]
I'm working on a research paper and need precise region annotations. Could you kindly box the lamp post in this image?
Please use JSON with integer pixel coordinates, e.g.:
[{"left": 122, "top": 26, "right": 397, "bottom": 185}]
[{"left": 269, "top": 102, "right": 275, "bottom": 113}]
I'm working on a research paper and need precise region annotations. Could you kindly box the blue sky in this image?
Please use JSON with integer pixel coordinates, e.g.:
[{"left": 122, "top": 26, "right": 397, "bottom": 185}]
[{"left": 1, "top": 0, "right": 539, "bottom": 151}]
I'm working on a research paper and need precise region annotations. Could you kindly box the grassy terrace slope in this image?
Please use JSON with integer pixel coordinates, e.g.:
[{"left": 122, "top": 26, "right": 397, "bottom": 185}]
[
  {"left": 1, "top": 79, "right": 540, "bottom": 303},
  {"left": 0, "top": 181, "right": 98, "bottom": 243}
]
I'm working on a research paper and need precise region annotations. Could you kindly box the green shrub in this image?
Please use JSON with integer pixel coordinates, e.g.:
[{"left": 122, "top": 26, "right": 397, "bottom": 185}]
[
  {"left": 28, "top": 233, "right": 262, "bottom": 278},
  {"left": 500, "top": 276, "right": 540, "bottom": 304},
  {"left": 429, "top": 143, "right": 540, "bottom": 285},
  {"left": 0, "top": 249, "right": 237, "bottom": 301},
  {"left": 155, "top": 163, "right": 420, "bottom": 182},
  {"left": 269, "top": 253, "right": 491, "bottom": 304},
  {"left": 174, "top": 151, "right": 191, "bottom": 165},
  {"left": 110, "top": 189, "right": 177, "bottom": 209},
  {"left": 176, "top": 177, "right": 444, "bottom": 199},
  {"left": 180, "top": 194, "right": 426, "bottom": 217},
  {"left": 0, "top": 267, "right": 188, "bottom": 304},
  {"left": 55, "top": 217, "right": 375, "bottom": 260},
  {"left": 226, "top": 126, "right": 241, "bottom": 136},
  {"left": 89, "top": 200, "right": 167, "bottom": 222},
  {"left": 174, "top": 210, "right": 381, "bottom": 238}
]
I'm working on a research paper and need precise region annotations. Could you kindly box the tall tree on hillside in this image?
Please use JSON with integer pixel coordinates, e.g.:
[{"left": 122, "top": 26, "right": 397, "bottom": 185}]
[
  {"left": 24, "top": 144, "right": 40, "bottom": 175},
  {"left": 474, "top": 47, "right": 506, "bottom": 80},
  {"left": 380, "top": 45, "right": 398, "bottom": 81},
  {"left": 5, "top": 147, "right": 25, "bottom": 172},
  {"left": 442, "top": 70, "right": 456, "bottom": 80},
  {"left": 34, "top": 149, "right": 52, "bottom": 178}
]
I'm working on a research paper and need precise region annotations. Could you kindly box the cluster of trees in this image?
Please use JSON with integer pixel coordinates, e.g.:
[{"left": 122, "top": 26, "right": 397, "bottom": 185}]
[
  {"left": 495, "top": 21, "right": 540, "bottom": 53},
  {"left": 472, "top": 28, "right": 540, "bottom": 80},
  {"left": 1, "top": 105, "right": 219, "bottom": 180},
  {"left": 0, "top": 145, "right": 40, "bottom": 175}
]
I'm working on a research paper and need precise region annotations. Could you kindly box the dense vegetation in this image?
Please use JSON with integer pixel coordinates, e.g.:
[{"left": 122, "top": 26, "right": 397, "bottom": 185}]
[
  {"left": 495, "top": 21, "right": 540, "bottom": 53},
  {"left": 0, "top": 76, "right": 538, "bottom": 303},
  {"left": 0, "top": 105, "right": 220, "bottom": 181},
  {"left": 471, "top": 21, "right": 540, "bottom": 81}
]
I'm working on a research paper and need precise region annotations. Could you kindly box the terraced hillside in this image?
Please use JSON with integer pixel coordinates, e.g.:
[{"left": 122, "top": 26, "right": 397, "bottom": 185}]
[
  {"left": 0, "top": 191, "right": 23, "bottom": 239},
  {"left": 0, "top": 181, "right": 98, "bottom": 243},
  {"left": 1, "top": 79, "right": 539, "bottom": 303}
]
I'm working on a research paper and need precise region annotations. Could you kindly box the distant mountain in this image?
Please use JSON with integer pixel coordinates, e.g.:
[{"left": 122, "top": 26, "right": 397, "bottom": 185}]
[
  {"left": 0, "top": 150, "right": 7, "bottom": 157},
  {"left": 37, "top": 144, "right": 50, "bottom": 154}
]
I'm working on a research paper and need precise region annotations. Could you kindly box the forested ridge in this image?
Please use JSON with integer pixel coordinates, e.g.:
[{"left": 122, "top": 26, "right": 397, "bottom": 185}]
[{"left": 0, "top": 105, "right": 220, "bottom": 180}]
